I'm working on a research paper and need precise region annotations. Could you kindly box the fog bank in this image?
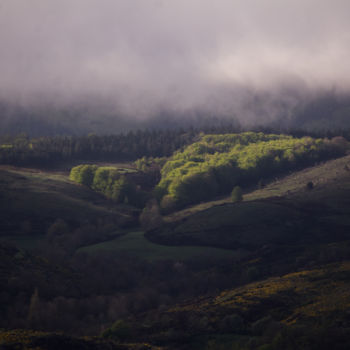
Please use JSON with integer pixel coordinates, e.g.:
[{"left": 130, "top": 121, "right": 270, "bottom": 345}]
[{"left": 0, "top": 1, "right": 349, "bottom": 124}]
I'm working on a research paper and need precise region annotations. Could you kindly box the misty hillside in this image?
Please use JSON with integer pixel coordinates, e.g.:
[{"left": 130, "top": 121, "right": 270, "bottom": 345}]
[{"left": 1, "top": 91, "right": 350, "bottom": 136}]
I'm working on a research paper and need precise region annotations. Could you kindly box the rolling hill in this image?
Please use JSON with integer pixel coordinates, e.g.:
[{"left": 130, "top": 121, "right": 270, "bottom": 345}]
[
  {"left": 1, "top": 137, "right": 350, "bottom": 350},
  {"left": 147, "top": 154, "right": 350, "bottom": 252},
  {"left": 124, "top": 262, "right": 350, "bottom": 350},
  {"left": 0, "top": 166, "right": 138, "bottom": 250}
]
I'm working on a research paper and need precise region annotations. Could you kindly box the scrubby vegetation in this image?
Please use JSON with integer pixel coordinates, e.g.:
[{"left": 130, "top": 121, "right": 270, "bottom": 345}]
[
  {"left": 121, "top": 262, "right": 350, "bottom": 350},
  {"left": 231, "top": 186, "right": 243, "bottom": 202}
]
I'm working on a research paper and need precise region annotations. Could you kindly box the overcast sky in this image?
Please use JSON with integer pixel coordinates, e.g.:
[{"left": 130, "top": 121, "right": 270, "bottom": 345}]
[{"left": 0, "top": 0, "right": 349, "bottom": 118}]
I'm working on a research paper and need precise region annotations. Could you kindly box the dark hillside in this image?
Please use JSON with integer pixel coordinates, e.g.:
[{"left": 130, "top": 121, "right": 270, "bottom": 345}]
[
  {"left": 0, "top": 242, "right": 82, "bottom": 329},
  {"left": 0, "top": 329, "right": 161, "bottom": 350},
  {"left": 124, "top": 262, "right": 350, "bottom": 350},
  {"left": 147, "top": 154, "right": 350, "bottom": 251},
  {"left": 1, "top": 136, "right": 350, "bottom": 350},
  {"left": 0, "top": 166, "right": 137, "bottom": 250}
]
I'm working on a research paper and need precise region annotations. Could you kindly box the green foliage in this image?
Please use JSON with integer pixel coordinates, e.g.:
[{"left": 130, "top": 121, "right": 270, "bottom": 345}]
[
  {"left": 69, "top": 164, "right": 97, "bottom": 187},
  {"left": 92, "top": 167, "right": 118, "bottom": 193},
  {"left": 0, "top": 128, "right": 199, "bottom": 167},
  {"left": 156, "top": 132, "right": 347, "bottom": 210},
  {"left": 110, "top": 176, "right": 129, "bottom": 202},
  {"left": 70, "top": 165, "right": 149, "bottom": 208},
  {"left": 231, "top": 186, "right": 243, "bottom": 202},
  {"left": 134, "top": 156, "right": 167, "bottom": 172}
]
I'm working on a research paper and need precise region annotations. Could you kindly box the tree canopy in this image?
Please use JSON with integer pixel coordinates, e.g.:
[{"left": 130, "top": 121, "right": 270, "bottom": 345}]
[{"left": 155, "top": 132, "right": 348, "bottom": 211}]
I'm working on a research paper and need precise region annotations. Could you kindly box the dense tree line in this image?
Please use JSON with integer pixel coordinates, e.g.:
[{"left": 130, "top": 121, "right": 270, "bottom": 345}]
[
  {"left": 1, "top": 125, "right": 350, "bottom": 167},
  {"left": 155, "top": 132, "right": 349, "bottom": 211},
  {"left": 0, "top": 129, "right": 197, "bottom": 167}
]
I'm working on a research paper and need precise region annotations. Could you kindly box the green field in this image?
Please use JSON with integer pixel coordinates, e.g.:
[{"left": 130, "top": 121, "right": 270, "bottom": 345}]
[{"left": 78, "top": 231, "right": 243, "bottom": 261}]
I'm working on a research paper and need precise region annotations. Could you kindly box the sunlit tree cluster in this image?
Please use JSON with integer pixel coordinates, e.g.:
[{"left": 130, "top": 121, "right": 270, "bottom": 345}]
[
  {"left": 70, "top": 165, "right": 150, "bottom": 207},
  {"left": 155, "top": 132, "right": 348, "bottom": 211}
]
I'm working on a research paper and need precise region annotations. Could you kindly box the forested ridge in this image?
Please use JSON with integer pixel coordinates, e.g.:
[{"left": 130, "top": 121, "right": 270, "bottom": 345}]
[
  {"left": 0, "top": 129, "right": 195, "bottom": 167},
  {"left": 1, "top": 125, "right": 350, "bottom": 167}
]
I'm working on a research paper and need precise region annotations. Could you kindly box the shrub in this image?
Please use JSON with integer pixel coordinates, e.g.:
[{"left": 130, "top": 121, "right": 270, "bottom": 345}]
[
  {"left": 231, "top": 186, "right": 243, "bottom": 202},
  {"left": 306, "top": 181, "right": 314, "bottom": 190},
  {"left": 69, "top": 164, "right": 97, "bottom": 187}
]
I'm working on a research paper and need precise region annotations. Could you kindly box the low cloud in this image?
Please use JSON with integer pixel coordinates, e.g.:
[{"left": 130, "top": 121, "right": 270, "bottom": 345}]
[{"left": 0, "top": 0, "right": 349, "bottom": 122}]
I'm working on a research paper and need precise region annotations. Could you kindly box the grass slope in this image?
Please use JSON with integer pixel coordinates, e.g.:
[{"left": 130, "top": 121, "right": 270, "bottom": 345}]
[
  {"left": 0, "top": 166, "right": 136, "bottom": 247},
  {"left": 78, "top": 231, "right": 242, "bottom": 262},
  {"left": 164, "top": 154, "right": 350, "bottom": 222},
  {"left": 148, "top": 154, "right": 350, "bottom": 250}
]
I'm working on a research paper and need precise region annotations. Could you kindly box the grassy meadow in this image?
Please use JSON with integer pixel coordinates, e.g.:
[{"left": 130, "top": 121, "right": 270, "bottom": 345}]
[{"left": 78, "top": 231, "right": 243, "bottom": 261}]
